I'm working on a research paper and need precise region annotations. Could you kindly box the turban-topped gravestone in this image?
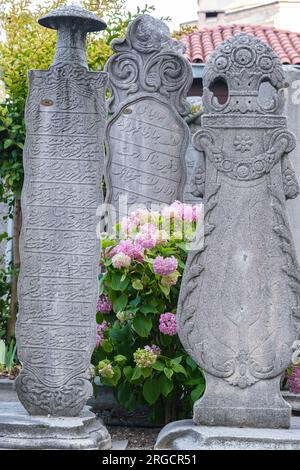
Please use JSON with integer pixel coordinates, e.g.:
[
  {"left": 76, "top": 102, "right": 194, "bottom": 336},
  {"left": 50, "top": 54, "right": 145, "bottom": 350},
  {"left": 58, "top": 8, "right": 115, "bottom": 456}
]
[
  {"left": 15, "top": 6, "right": 108, "bottom": 420},
  {"left": 177, "top": 33, "right": 300, "bottom": 429}
]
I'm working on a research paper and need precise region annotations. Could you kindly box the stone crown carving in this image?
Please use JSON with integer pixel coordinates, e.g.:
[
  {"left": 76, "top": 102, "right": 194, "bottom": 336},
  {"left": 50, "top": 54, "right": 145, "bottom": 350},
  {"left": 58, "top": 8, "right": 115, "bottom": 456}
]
[
  {"left": 203, "top": 33, "right": 287, "bottom": 114},
  {"left": 106, "top": 14, "right": 193, "bottom": 115}
]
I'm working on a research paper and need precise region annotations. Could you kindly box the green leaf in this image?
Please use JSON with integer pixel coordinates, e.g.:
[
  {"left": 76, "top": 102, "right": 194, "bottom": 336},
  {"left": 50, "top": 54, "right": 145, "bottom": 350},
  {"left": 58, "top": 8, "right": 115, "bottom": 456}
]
[
  {"left": 111, "top": 272, "right": 130, "bottom": 291},
  {"left": 4, "top": 139, "right": 13, "bottom": 149},
  {"left": 113, "top": 354, "right": 127, "bottom": 365},
  {"left": 152, "top": 361, "right": 165, "bottom": 371},
  {"left": 123, "top": 366, "right": 134, "bottom": 381},
  {"left": 172, "top": 356, "right": 183, "bottom": 364},
  {"left": 140, "top": 304, "right": 158, "bottom": 314},
  {"left": 131, "top": 366, "right": 142, "bottom": 381},
  {"left": 164, "top": 367, "right": 174, "bottom": 380},
  {"left": 110, "top": 322, "right": 132, "bottom": 345},
  {"left": 104, "top": 365, "right": 121, "bottom": 386},
  {"left": 101, "top": 339, "right": 113, "bottom": 353},
  {"left": 96, "top": 312, "right": 104, "bottom": 324},
  {"left": 113, "top": 294, "right": 128, "bottom": 312},
  {"left": 186, "top": 356, "right": 198, "bottom": 371},
  {"left": 141, "top": 367, "right": 152, "bottom": 378},
  {"left": 133, "top": 316, "right": 152, "bottom": 337},
  {"left": 159, "top": 284, "right": 170, "bottom": 297},
  {"left": 117, "top": 382, "right": 135, "bottom": 409},
  {"left": 170, "top": 361, "right": 187, "bottom": 376},
  {"left": 143, "top": 378, "right": 161, "bottom": 405},
  {"left": 132, "top": 279, "right": 143, "bottom": 290},
  {"left": 191, "top": 383, "right": 205, "bottom": 403},
  {"left": 159, "top": 374, "right": 174, "bottom": 397}
]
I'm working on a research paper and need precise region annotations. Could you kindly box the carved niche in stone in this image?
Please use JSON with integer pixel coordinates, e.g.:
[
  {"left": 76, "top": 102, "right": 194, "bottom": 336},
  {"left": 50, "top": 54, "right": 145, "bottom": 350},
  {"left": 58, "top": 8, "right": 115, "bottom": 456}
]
[
  {"left": 177, "top": 33, "right": 300, "bottom": 428},
  {"left": 105, "top": 15, "right": 193, "bottom": 220},
  {"left": 15, "top": 6, "right": 108, "bottom": 417}
]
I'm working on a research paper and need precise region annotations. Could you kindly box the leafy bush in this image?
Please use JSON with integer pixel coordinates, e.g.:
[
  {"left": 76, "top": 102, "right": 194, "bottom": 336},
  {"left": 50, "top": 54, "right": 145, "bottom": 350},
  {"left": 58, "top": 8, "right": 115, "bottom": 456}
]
[{"left": 92, "top": 202, "right": 205, "bottom": 424}]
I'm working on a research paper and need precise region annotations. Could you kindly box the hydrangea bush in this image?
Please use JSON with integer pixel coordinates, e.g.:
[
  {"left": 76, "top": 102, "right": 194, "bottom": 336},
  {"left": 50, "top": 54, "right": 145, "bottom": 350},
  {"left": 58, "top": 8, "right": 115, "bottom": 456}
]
[{"left": 92, "top": 201, "right": 205, "bottom": 424}]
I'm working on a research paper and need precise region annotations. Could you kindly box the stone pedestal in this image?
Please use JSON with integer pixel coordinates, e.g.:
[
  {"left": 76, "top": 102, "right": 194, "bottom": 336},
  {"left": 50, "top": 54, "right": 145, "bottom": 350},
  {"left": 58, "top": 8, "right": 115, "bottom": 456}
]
[
  {"left": 282, "top": 391, "right": 300, "bottom": 414},
  {"left": 195, "top": 374, "right": 291, "bottom": 428},
  {"left": 0, "top": 402, "right": 111, "bottom": 450},
  {"left": 155, "top": 418, "right": 300, "bottom": 450}
]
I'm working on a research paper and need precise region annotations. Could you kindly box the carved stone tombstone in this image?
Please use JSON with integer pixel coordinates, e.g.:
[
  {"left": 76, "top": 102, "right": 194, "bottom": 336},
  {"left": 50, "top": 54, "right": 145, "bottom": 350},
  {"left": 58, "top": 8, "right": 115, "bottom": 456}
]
[
  {"left": 15, "top": 6, "right": 108, "bottom": 420},
  {"left": 155, "top": 33, "right": 300, "bottom": 450},
  {"left": 105, "top": 15, "right": 193, "bottom": 220},
  {"left": 177, "top": 34, "right": 300, "bottom": 430}
]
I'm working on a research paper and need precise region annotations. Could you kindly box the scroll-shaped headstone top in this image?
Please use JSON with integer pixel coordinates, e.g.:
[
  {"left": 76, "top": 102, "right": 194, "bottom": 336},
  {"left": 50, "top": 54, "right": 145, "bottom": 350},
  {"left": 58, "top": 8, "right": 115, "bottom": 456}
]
[
  {"left": 203, "top": 32, "right": 286, "bottom": 115},
  {"left": 105, "top": 15, "right": 193, "bottom": 219},
  {"left": 177, "top": 33, "right": 300, "bottom": 429},
  {"left": 106, "top": 14, "right": 192, "bottom": 115},
  {"left": 39, "top": 5, "right": 106, "bottom": 68}
]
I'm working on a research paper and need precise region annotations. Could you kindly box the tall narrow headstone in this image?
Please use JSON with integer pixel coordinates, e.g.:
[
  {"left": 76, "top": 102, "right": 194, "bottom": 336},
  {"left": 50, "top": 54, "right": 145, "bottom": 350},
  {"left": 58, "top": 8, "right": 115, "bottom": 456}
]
[
  {"left": 179, "top": 33, "right": 300, "bottom": 429},
  {"left": 15, "top": 6, "right": 108, "bottom": 418},
  {"left": 156, "top": 33, "right": 300, "bottom": 449},
  {"left": 105, "top": 15, "right": 193, "bottom": 220}
]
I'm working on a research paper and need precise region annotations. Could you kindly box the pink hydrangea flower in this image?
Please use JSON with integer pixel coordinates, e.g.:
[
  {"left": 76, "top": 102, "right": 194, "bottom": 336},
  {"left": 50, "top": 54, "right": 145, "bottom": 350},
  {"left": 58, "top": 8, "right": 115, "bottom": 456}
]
[
  {"left": 112, "top": 252, "right": 131, "bottom": 269},
  {"left": 140, "top": 223, "right": 157, "bottom": 235},
  {"left": 159, "top": 313, "right": 177, "bottom": 336},
  {"left": 96, "top": 320, "right": 107, "bottom": 347},
  {"left": 130, "top": 209, "right": 160, "bottom": 226},
  {"left": 118, "top": 239, "right": 144, "bottom": 261},
  {"left": 153, "top": 255, "right": 178, "bottom": 276},
  {"left": 121, "top": 216, "right": 137, "bottom": 236},
  {"left": 97, "top": 295, "right": 112, "bottom": 314},
  {"left": 135, "top": 231, "right": 157, "bottom": 249},
  {"left": 163, "top": 201, "right": 196, "bottom": 223}
]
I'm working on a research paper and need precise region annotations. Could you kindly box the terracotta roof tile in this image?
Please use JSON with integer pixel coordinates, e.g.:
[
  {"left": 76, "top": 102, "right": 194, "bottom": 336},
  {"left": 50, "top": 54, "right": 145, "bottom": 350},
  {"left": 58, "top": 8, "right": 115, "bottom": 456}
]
[{"left": 182, "top": 24, "right": 300, "bottom": 65}]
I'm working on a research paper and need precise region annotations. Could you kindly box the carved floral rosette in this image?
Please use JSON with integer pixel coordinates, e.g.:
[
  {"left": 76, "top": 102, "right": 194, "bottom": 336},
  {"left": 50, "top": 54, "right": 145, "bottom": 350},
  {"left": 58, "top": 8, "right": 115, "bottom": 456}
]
[
  {"left": 104, "top": 15, "right": 193, "bottom": 219},
  {"left": 15, "top": 62, "right": 108, "bottom": 417},
  {"left": 177, "top": 34, "right": 300, "bottom": 423}
]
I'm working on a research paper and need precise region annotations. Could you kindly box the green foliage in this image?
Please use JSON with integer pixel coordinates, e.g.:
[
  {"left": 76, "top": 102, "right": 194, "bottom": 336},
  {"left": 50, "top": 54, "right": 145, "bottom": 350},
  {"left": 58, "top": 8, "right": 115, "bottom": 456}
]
[
  {"left": 0, "top": 272, "right": 9, "bottom": 324},
  {"left": 92, "top": 206, "right": 205, "bottom": 424},
  {"left": 0, "top": 337, "right": 17, "bottom": 375}
]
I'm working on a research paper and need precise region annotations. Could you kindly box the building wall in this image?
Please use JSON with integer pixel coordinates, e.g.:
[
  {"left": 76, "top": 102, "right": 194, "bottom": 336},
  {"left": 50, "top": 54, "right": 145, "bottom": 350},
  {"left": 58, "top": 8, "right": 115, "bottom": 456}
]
[{"left": 197, "top": 1, "right": 300, "bottom": 32}]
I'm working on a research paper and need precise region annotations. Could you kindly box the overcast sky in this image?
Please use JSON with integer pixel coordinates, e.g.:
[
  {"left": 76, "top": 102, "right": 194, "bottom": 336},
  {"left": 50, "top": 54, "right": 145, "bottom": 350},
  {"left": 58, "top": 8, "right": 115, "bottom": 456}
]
[{"left": 126, "top": 0, "right": 198, "bottom": 30}]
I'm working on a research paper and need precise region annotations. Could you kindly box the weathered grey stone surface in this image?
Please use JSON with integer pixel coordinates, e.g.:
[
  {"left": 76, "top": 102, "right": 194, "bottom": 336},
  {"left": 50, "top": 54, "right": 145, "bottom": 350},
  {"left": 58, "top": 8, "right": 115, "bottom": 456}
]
[
  {"left": 105, "top": 15, "right": 193, "bottom": 220},
  {"left": 0, "top": 402, "right": 111, "bottom": 449},
  {"left": 183, "top": 96, "right": 203, "bottom": 205},
  {"left": 155, "top": 418, "right": 300, "bottom": 450},
  {"left": 177, "top": 33, "right": 300, "bottom": 428},
  {"left": 0, "top": 379, "right": 17, "bottom": 402},
  {"left": 15, "top": 6, "right": 108, "bottom": 417},
  {"left": 283, "top": 66, "right": 300, "bottom": 263},
  {"left": 282, "top": 391, "right": 300, "bottom": 413}
]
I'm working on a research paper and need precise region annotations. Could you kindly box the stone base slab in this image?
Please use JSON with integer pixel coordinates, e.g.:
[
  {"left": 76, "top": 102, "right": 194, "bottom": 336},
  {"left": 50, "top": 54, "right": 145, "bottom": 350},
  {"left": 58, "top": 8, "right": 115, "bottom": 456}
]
[
  {"left": 0, "top": 402, "right": 111, "bottom": 449},
  {"left": 155, "top": 418, "right": 300, "bottom": 450},
  {"left": 282, "top": 392, "right": 300, "bottom": 413}
]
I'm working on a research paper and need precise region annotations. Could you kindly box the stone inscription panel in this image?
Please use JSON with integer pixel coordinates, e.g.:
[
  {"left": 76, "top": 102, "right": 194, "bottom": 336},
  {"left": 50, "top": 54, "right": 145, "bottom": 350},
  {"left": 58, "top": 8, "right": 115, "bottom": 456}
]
[
  {"left": 106, "top": 97, "right": 187, "bottom": 208},
  {"left": 16, "top": 64, "right": 107, "bottom": 417}
]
